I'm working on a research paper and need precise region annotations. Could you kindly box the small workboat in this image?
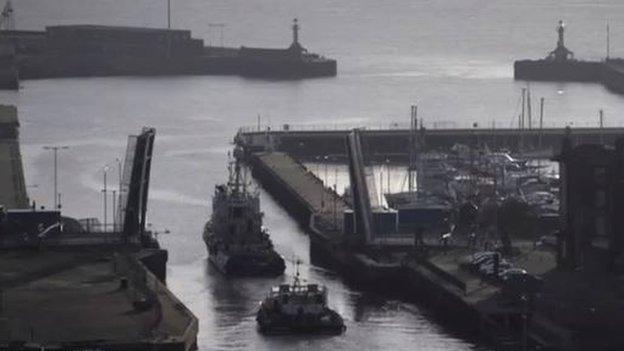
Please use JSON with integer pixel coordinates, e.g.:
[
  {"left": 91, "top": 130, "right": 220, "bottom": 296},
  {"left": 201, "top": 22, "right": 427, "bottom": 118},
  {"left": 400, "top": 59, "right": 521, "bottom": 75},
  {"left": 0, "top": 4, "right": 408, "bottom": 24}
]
[{"left": 256, "top": 263, "right": 345, "bottom": 335}]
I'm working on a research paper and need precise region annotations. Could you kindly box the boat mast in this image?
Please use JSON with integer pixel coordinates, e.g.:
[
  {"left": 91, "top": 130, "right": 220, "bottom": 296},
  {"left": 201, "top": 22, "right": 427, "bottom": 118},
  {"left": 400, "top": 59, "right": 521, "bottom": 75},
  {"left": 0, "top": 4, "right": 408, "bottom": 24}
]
[
  {"left": 167, "top": 0, "right": 171, "bottom": 29},
  {"left": 607, "top": 22, "right": 610, "bottom": 60},
  {"left": 539, "top": 97, "right": 544, "bottom": 150},
  {"left": 521, "top": 88, "right": 526, "bottom": 131},
  {"left": 234, "top": 158, "right": 242, "bottom": 194},
  {"left": 226, "top": 152, "right": 242, "bottom": 194},
  {"left": 519, "top": 88, "right": 526, "bottom": 152},
  {"left": 527, "top": 85, "right": 532, "bottom": 130},
  {"left": 599, "top": 109, "right": 605, "bottom": 145},
  {"left": 408, "top": 105, "right": 417, "bottom": 192}
]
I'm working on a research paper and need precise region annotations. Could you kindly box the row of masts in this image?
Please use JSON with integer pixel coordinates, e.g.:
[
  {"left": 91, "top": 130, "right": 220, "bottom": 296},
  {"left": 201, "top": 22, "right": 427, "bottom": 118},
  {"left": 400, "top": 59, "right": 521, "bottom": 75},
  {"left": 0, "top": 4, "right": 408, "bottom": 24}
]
[
  {"left": 517, "top": 86, "right": 605, "bottom": 143},
  {"left": 518, "top": 87, "right": 544, "bottom": 131}
]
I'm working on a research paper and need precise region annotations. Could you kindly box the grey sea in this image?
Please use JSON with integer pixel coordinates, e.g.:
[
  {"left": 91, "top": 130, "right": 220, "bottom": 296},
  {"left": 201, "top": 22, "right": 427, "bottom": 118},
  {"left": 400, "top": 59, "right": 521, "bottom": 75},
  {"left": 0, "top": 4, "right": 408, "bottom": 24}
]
[{"left": 2, "top": 0, "right": 624, "bottom": 350}]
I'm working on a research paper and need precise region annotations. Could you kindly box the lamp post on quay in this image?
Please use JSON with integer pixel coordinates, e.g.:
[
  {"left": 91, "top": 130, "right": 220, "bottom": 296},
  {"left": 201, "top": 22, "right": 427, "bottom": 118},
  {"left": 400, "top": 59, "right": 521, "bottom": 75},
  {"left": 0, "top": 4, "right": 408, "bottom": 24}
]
[{"left": 42, "top": 145, "right": 69, "bottom": 209}]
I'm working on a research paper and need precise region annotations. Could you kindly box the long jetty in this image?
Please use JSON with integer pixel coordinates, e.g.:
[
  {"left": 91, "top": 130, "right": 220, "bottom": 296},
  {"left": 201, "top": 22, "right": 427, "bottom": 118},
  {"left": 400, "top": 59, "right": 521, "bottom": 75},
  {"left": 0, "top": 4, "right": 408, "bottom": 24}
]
[
  {"left": 238, "top": 125, "right": 624, "bottom": 161},
  {"left": 247, "top": 151, "right": 347, "bottom": 239}
]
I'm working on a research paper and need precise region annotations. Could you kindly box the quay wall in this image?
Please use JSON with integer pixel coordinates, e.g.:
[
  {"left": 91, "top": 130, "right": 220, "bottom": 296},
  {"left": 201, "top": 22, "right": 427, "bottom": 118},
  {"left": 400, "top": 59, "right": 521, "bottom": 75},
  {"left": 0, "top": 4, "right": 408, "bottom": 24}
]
[
  {"left": 1, "top": 29, "right": 337, "bottom": 84},
  {"left": 0, "top": 42, "right": 18, "bottom": 90},
  {"left": 17, "top": 53, "right": 240, "bottom": 79},
  {"left": 138, "top": 248, "right": 169, "bottom": 282},
  {"left": 114, "top": 253, "right": 198, "bottom": 351}
]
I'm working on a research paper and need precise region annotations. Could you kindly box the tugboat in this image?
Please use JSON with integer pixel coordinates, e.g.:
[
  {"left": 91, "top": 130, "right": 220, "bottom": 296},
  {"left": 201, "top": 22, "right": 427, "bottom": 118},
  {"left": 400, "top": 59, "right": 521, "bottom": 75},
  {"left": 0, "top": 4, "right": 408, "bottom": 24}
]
[
  {"left": 256, "top": 262, "right": 346, "bottom": 335},
  {"left": 203, "top": 156, "right": 285, "bottom": 276}
]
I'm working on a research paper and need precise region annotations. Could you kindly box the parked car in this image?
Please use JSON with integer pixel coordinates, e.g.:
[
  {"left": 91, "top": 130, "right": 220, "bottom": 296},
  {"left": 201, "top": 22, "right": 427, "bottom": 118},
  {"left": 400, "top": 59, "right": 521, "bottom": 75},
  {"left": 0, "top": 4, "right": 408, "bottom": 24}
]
[{"left": 478, "top": 260, "right": 511, "bottom": 276}]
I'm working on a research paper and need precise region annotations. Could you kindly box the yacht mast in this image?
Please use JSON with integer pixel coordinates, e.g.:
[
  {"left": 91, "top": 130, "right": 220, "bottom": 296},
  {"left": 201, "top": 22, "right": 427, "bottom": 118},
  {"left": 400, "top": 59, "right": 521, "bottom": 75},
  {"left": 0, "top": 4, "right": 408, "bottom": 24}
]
[{"left": 408, "top": 105, "right": 417, "bottom": 192}]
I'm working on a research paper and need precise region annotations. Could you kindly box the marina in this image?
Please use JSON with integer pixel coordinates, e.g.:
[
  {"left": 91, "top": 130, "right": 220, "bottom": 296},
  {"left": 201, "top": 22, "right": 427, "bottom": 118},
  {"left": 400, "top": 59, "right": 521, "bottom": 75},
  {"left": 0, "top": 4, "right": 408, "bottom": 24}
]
[{"left": 235, "top": 120, "right": 624, "bottom": 350}]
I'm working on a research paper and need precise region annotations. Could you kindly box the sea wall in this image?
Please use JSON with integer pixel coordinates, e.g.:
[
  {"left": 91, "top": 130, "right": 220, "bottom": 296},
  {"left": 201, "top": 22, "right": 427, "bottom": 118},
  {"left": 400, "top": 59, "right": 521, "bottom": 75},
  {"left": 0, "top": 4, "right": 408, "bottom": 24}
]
[
  {"left": 601, "top": 60, "right": 624, "bottom": 94},
  {"left": 2, "top": 28, "right": 337, "bottom": 83},
  {"left": 514, "top": 60, "right": 601, "bottom": 82},
  {"left": 514, "top": 58, "right": 624, "bottom": 96}
]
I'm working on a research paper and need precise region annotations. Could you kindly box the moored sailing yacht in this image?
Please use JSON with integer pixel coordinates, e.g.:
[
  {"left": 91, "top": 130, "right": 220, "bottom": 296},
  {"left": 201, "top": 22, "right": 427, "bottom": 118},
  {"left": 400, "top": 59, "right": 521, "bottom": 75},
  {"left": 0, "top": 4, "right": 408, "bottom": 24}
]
[{"left": 203, "top": 156, "right": 285, "bottom": 276}]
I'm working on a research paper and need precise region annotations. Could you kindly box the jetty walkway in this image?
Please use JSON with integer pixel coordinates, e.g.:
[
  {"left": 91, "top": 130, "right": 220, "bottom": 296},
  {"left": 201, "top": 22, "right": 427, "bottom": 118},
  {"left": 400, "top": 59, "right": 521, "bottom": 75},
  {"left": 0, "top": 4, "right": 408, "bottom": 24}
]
[{"left": 247, "top": 152, "right": 347, "bottom": 239}]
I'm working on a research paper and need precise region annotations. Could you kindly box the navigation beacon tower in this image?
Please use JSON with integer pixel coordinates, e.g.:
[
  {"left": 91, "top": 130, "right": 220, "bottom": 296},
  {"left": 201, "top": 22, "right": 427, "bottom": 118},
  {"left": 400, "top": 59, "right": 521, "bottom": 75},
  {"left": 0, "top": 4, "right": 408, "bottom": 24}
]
[
  {"left": 548, "top": 20, "right": 574, "bottom": 62},
  {"left": 288, "top": 18, "right": 305, "bottom": 55}
]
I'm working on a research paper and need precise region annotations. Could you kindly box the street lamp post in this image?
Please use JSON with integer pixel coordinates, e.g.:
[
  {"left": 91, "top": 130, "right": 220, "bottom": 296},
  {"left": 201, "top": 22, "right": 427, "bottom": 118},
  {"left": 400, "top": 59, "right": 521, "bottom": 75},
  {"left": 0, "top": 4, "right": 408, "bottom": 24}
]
[
  {"left": 334, "top": 163, "right": 338, "bottom": 229},
  {"left": 43, "top": 145, "right": 69, "bottom": 210},
  {"left": 102, "top": 165, "right": 110, "bottom": 232},
  {"left": 386, "top": 158, "right": 390, "bottom": 194},
  {"left": 112, "top": 190, "right": 117, "bottom": 232},
  {"left": 116, "top": 158, "right": 122, "bottom": 230}
]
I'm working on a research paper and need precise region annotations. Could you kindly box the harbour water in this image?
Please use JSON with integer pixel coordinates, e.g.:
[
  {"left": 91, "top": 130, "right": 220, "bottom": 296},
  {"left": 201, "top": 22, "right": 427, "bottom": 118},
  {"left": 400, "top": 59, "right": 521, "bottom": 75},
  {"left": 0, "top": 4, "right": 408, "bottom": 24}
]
[{"left": 2, "top": 0, "right": 624, "bottom": 349}]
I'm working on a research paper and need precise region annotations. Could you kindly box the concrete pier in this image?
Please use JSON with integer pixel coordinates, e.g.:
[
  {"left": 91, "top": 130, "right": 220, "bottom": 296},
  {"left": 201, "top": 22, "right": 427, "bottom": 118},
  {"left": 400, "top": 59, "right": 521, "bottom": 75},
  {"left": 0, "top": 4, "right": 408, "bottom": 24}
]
[
  {"left": 514, "top": 58, "right": 624, "bottom": 96},
  {"left": 247, "top": 152, "right": 347, "bottom": 238},
  {"left": 237, "top": 126, "right": 622, "bottom": 161}
]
